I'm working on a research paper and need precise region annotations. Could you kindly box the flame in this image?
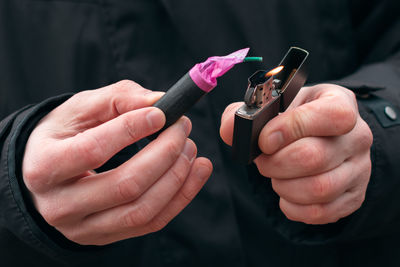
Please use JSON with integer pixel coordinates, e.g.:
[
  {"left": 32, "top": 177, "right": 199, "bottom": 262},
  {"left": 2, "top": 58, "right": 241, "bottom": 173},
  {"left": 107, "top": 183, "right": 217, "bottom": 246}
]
[{"left": 266, "top": 66, "right": 284, "bottom": 77}]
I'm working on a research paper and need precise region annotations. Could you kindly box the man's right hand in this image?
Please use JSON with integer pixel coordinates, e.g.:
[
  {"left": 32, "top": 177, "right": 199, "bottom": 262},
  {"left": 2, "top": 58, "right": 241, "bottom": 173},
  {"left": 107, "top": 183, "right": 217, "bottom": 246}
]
[{"left": 22, "top": 80, "right": 213, "bottom": 246}]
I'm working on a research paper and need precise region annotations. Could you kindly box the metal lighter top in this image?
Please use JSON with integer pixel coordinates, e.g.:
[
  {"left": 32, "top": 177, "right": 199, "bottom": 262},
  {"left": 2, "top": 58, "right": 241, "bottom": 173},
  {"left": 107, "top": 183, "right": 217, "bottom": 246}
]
[{"left": 232, "top": 47, "right": 309, "bottom": 164}]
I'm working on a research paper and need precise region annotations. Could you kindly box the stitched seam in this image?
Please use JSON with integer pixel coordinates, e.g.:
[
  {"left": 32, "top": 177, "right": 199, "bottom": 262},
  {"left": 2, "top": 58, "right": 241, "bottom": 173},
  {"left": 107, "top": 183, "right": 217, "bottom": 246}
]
[
  {"left": 6, "top": 111, "right": 62, "bottom": 259},
  {"left": 99, "top": 0, "right": 121, "bottom": 82},
  {"left": 5, "top": 97, "right": 76, "bottom": 261}
]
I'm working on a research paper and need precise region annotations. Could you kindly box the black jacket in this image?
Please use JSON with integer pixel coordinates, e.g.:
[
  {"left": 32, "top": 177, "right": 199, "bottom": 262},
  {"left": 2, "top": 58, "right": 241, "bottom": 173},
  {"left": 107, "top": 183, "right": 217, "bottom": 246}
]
[{"left": 1, "top": 0, "right": 400, "bottom": 266}]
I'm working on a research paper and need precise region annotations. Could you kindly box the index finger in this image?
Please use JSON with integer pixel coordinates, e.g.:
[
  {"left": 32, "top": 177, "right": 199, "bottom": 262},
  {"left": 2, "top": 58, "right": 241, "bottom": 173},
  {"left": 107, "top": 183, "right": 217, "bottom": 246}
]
[
  {"left": 52, "top": 80, "right": 164, "bottom": 128},
  {"left": 23, "top": 107, "right": 166, "bottom": 192},
  {"left": 258, "top": 85, "right": 358, "bottom": 155}
]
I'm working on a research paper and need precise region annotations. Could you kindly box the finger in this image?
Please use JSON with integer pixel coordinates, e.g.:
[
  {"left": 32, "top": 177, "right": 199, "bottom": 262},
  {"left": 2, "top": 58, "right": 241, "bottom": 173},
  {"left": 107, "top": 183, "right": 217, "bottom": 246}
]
[
  {"left": 278, "top": 153, "right": 371, "bottom": 225},
  {"left": 49, "top": 139, "right": 197, "bottom": 224},
  {"left": 288, "top": 84, "right": 357, "bottom": 111},
  {"left": 271, "top": 119, "right": 372, "bottom": 204},
  {"left": 279, "top": 186, "right": 366, "bottom": 225},
  {"left": 144, "top": 157, "right": 212, "bottom": 234},
  {"left": 255, "top": 136, "right": 349, "bottom": 179},
  {"left": 51, "top": 80, "right": 164, "bottom": 130},
  {"left": 258, "top": 87, "right": 357, "bottom": 154},
  {"left": 40, "top": 119, "right": 191, "bottom": 229},
  {"left": 99, "top": 116, "right": 191, "bottom": 203},
  {"left": 27, "top": 107, "right": 166, "bottom": 188},
  {"left": 82, "top": 140, "right": 196, "bottom": 229},
  {"left": 219, "top": 102, "right": 244, "bottom": 146},
  {"left": 68, "top": 157, "right": 212, "bottom": 245},
  {"left": 271, "top": 160, "right": 356, "bottom": 205},
  {"left": 254, "top": 116, "right": 371, "bottom": 179},
  {"left": 123, "top": 158, "right": 211, "bottom": 242}
]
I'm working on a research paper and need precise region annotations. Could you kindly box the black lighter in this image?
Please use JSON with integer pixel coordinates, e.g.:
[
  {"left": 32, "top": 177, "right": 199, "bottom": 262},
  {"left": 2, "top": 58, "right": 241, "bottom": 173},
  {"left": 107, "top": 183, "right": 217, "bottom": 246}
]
[{"left": 232, "top": 47, "right": 309, "bottom": 164}]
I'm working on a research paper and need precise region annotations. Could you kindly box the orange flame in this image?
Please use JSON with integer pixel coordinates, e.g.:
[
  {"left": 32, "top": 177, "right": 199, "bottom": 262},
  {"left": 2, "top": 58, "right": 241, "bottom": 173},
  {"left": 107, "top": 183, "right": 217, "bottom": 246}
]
[{"left": 266, "top": 66, "right": 284, "bottom": 77}]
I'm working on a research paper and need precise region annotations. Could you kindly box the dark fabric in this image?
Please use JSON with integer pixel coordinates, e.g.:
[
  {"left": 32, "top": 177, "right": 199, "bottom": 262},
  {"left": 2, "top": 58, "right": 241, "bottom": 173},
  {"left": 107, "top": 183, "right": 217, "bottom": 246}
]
[{"left": 0, "top": 0, "right": 400, "bottom": 266}]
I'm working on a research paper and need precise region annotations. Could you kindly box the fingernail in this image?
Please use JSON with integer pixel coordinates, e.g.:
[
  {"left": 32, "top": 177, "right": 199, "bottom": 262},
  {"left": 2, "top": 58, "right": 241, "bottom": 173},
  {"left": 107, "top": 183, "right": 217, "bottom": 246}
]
[
  {"left": 146, "top": 109, "right": 165, "bottom": 129},
  {"left": 145, "top": 91, "right": 164, "bottom": 98},
  {"left": 195, "top": 164, "right": 211, "bottom": 181},
  {"left": 182, "top": 140, "right": 196, "bottom": 163},
  {"left": 266, "top": 131, "right": 284, "bottom": 153},
  {"left": 145, "top": 91, "right": 165, "bottom": 104},
  {"left": 181, "top": 118, "right": 191, "bottom": 136}
]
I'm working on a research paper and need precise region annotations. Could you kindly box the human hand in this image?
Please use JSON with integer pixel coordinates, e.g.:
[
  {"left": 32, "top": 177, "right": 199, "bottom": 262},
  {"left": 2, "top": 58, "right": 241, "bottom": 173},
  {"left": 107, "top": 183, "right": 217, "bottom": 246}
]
[
  {"left": 220, "top": 84, "right": 372, "bottom": 224},
  {"left": 22, "top": 80, "right": 213, "bottom": 245}
]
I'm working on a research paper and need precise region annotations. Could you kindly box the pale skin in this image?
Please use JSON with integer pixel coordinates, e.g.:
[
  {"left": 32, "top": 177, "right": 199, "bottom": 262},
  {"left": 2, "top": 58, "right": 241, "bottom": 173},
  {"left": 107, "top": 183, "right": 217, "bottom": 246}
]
[
  {"left": 22, "top": 80, "right": 213, "bottom": 246},
  {"left": 23, "top": 81, "right": 372, "bottom": 246},
  {"left": 220, "top": 84, "right": 373, "bottom": 225}
]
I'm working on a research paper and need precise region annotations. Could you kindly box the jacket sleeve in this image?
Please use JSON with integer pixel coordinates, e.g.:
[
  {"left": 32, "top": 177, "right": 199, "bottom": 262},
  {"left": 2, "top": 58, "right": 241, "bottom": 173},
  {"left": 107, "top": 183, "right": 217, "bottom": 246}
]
[
  {"left": 248, "top": 1, "right": 400, "bottom": 244},
  {"left": 0, "top": 94, "right": 111, "bottom": 264}
]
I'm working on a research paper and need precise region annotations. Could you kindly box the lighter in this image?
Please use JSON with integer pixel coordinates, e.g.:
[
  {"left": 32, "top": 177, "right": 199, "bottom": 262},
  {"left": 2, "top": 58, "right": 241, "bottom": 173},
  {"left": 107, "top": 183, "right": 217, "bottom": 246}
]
[{"left": 232, "top": 47, "right": 309, "bottom": 164}]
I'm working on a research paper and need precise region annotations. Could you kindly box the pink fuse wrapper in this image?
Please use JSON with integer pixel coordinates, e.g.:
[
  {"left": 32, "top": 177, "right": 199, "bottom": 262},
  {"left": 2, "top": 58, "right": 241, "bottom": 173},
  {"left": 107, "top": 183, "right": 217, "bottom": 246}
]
[{"left": 189, "top": 48, "right": 250, "bottom": 92}]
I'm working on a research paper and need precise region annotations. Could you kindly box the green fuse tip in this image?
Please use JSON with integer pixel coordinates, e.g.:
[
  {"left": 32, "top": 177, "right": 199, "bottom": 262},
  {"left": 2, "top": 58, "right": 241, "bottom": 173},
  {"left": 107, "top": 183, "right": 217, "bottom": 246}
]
[{"left": 243, "top": 57, "right": 263, "bottom": 62}]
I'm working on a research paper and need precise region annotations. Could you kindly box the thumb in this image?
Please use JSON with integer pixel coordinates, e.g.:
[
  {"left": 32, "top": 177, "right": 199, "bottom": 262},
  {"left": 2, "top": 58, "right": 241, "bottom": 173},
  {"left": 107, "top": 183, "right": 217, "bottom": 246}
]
[
  {"left": 258, "top": 95, "right": 357, "bottom": 154},
  {"left": 219, "top": 102, "right": 243, "bottom": 146}
]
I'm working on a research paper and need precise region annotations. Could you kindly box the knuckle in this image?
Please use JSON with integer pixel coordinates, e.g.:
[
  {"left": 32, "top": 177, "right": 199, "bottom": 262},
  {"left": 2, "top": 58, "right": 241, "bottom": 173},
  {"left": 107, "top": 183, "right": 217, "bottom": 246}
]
[
  {"left": 115, "top": 177, "right": 141, "bottom": 202},
  {"left": 309, "top": 176, "right": 333, "bottom": 200},
  {"left": 62, "top": 227, "right": 89, "bottom": 245},
  {"left": 270, "top": 179, "right": 280, "bottom": 194},
  {"left": 69, "top": 90, "right": 89, "bottom": 104},
  {"left": 356, "top": 193, "right": 366, "bottom": 209},
  {"left": 23, "top": 146, "right": 54, "bottom": 193},
  {"left": 256, "top": 164, "right": 269, "bottom": 178},
  {"left": 73, "top": 135, "right": 104, "bottom": 168},
  {"left": 343, "top": 88, "right": 358, "bottom": 104},
  {"left": 39, "top": 208, "right": 58, "bottom": 226},
  {"left": 42, "top": 213, "right": 59, "bottom": 227},
  {"left": 22, "top": 162, "right": 46, "bottom": 193},
  {"left": 358, "top": 121, "right": 373, "bottom": 148},
  {"left": 330, "top": 97, "right": 357, "bottom": 133},
  {"left": 290, "top": 109, "right": 307, "bottom": 139},
  {"left": 351, "top": 190, "right": 366, "bottom": 211},
  {"left": 337, "top": 193, "right": 365, "bottom": 222},
  {"left": 179, "top": 183, "right": 199, "bottom": 202},
  {"left": 62, "top": 229, "right": 81, "bottom": 244},
  {"left": 279, "top": 200, "right": 298, "bottom": 222},
  {"left": 40, "top": 202, "right": 71, "bottom": 226},
  {"left": 282, "top": 210, "right": 297, "bottom": 223},
  {"left": 293, "top": 144, "right": 325, "bottom": 170},
  {"left": 362, "top": 158, "right": 372, "bottom": 182},
  {"left": 170, "top": 167, "right": 187, "bottom": 188},
  {"left": 122, "top": 116, "right": 140, "bottom": 140},
  {"left": 271, "top": 179, "right": 286, "bottom": 198},
  {"left": 349, "top": 91, "right": 357, "bottom": 105},
  {"left": 113, "top": 80, "right": 140, "bottom": 93},
  {"left": 165, "top": 140, "right": 182, "bottom": 159},
  {"left": 122, "top": 204, "right": 154, "bottom": 228},
  {"left": 305, "top": 204, "right": 326, "bottom": 224}
]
